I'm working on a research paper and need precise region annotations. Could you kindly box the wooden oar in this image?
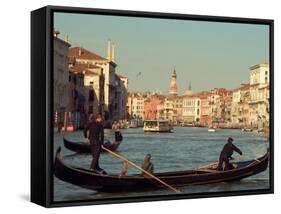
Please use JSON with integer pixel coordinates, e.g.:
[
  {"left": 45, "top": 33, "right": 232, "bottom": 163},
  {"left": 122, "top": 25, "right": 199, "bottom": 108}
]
[{"left": 101, "top": 145, "right": 181, "bottom": 193}]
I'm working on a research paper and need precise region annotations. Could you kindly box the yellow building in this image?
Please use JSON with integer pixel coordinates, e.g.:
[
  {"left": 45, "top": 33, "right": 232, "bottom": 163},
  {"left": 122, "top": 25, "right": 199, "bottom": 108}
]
[
  {"left": 182, "top": 95, "right": 201, "bottom": 124},
  {"left": 68, "top": 42, "right": 128, "bottom": 122}
]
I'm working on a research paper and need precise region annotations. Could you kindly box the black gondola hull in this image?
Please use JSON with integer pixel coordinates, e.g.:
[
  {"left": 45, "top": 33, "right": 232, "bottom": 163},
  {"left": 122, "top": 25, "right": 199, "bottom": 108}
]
[
  {"left": 54, "top": 147, "right": 269, "bottom": 192},
  {"left": 63, "top": 137, "right": 121, "bottom": 153}
]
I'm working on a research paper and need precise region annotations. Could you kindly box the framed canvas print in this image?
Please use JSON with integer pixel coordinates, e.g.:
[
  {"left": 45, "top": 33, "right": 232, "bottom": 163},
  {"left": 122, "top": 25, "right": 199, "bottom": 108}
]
[{"left": 31, "top": 5, "right": 274, "bottom": 207}]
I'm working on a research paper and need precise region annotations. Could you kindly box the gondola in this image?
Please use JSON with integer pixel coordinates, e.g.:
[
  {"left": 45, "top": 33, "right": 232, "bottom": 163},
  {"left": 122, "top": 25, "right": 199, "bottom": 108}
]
[
  {"left": 63, "top": 137, "right": 121, "bottom": 153},
  {"left": 54, "top": 147, "right": 269, "bottom": 192}
]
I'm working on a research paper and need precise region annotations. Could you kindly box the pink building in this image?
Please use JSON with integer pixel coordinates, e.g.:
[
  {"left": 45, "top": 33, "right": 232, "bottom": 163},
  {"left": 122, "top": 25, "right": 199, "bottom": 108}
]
[{"left": 144, "top": 95, "right": 164, "bottom": 120}]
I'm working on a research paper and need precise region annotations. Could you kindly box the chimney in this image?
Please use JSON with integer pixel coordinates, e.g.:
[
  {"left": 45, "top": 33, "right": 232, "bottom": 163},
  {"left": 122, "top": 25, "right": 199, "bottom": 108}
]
[
  {"left": 64, "top": 34, "right": 69, "bottom": 42},
  {"left": 111, "top": 43, "right": 115, "bottom": 62},
  {"left": 78, "top": 47, "right": 81, "bottom": 56},
  {"left": 106, "top": 40, "right": 111, "bottom": 61},
  {"left": 53, "top": 29, "right": 60, "bottom": 38}
]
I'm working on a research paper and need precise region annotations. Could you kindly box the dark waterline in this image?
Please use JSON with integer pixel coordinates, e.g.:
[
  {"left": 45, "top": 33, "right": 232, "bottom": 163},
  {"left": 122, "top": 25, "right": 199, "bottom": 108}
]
[{"left": 53, "top": 127, "right": 269, "bottom": 202}]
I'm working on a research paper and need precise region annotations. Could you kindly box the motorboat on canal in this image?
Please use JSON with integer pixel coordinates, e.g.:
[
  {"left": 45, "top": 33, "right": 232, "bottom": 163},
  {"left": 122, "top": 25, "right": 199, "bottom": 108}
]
[
  {"left": 208, "top": 128, "right": 216, "bottom": 132},
  {"left": 54, "top": 147, "right": 269, "bottom": 192},
  {"left": 143, "top": 120, "right": 172, "bottom": 132},
  {"left": 63, "top": 137, "right": 121, "bottom": 153}
]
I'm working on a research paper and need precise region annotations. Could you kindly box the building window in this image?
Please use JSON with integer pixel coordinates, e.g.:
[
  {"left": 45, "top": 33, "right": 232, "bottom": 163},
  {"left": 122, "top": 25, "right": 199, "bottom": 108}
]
[
  {"left": 90, "top": 81, "right": 94, "bottom": 85},
  {"left": 265, "top": 77, "right": 268, "bottom": 83},
  {"left": 265, "top": 71, "right": 268, "bottom": 75}
]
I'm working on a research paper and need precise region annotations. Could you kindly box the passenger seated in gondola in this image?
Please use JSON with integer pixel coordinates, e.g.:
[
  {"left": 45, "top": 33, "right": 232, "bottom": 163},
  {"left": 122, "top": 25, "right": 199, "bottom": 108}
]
[
  {"left": 141, "top": 153, "right": 154, "bottom": 176},
  {"left": 112, "top": 121, "right": 123, "bottom": 142},
  {"left": 119, "top": 160, "right": 129, "bottom": 177},
  {"left": 217, "top": 137, "right": 243, "bottom": 171}
]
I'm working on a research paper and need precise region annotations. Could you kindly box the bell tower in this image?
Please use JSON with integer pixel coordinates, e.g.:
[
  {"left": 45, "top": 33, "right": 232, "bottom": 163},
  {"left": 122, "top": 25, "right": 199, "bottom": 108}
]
[
  {"left": 185, "top": 81, "right": 193, "bottom": 96},
  {"left": 169, "top": 68, "right": 178, "bottom": 96}
]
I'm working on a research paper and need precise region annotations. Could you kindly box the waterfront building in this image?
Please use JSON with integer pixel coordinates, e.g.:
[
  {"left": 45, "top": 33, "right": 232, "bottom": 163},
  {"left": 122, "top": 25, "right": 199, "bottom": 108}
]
[
  {"left": 209, "top": 88, "right": 229, "bottom": 126},
  {"left": 127, "top": 93, "right": 133, "bottom": 119},
  {"left": 68, "top": 41, "right": 128, "bottom": 122},
  {"left": 169, "top": 68, "right": 178, "bottom": 96},
  {"left": 69, "top": 63, "right": 105, "bottom": 122},
  {"left": 144, "top": 95, "right": 165, "bottom": 120},
  {"left": 172, "top": 96, "right": 184, "bottom": 124},
  {"left": 231, "top": 88, "right": 241, "bottom": 126},
  {"left": 53, "top": 31, "right": 71, "bottom": 126},
  {"left": 209, "top": 94, "right": 221, "bottom": 125},
  {"left": 182, "top": 95, "right": 201, "bottom": 124},
  {"left": 115, "top": 74, "right": 128, "bottom": 120},
  {"left": 68, "top": 64, "right": 85, "bottom": 128},
  {"left": 162, "top": 97, "right": 176, "bottom": 122},
  {"left": 131, "top": 93, "right": 145, "bottom": 120},
  {"left": 198, "top": 92, "right": 212, "bottom": 126},
  {"left": 230, "top": 84, "right": 251, "bottom": 128},
  {"left": 156, "top": 102, "right": 165, "bottom": 120},
  {"left": 249, "top": 62, "right": 270, "bottom": 129},
  {"left": 221, "top": 93, "right": 233, "bottom": 127},
  {"left": 238, "top": 84, "right": 251, "bottom": 128}
]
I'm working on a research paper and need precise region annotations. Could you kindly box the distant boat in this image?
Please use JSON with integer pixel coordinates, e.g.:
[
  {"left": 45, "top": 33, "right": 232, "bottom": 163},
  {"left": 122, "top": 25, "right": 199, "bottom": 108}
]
[
  {"left": 181, "top": 122, "right": 194, "bottom": 127},
  {"left": 208, "top": 128, "right": 216, "bottom": 132},
  {"left": 129, "top": 119, "right": 138, "bottom": 128},
  {"left": 143, "top": 120, "right": 172, "bottom": 132},
  {"left": 241, "top": 128, "right": 253, "bottom": 132}
]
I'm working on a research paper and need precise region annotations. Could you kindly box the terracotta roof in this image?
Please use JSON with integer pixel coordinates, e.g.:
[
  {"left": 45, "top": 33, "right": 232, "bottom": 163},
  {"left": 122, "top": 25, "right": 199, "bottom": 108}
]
[
  {"left": 250, "top": 83, "right": 260, "bottom": 87},
  {"left": 69, "top": 63, "right": 101, "bottom": 73},
  {"left": 69, "top": 47, "right": 106, "bottom": 61},
  {"left": 232, "top": 88, "right": 240, "bottom": 92},
  {"left": 250, "top": 62, "right": 269, "bottom": 70},
  {"left": 83, "top": 70, "right": 100, "bottom": 75},
  {"left": 182, "top": 94, "right": 200, "bottom": 99},
  {"left": 240, "top": 83, "right": 250, "bottom": 90}
]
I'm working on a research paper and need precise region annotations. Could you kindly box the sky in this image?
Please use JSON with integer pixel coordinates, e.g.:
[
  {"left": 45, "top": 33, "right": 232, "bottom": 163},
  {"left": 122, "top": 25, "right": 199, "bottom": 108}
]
[{"left": 54, "top": 12, "right": 270, "bottom": 95}]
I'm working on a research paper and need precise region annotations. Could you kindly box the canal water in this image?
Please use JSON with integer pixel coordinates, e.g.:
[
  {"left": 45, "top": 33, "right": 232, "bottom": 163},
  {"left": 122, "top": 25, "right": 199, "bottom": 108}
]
[{"left": 53, "top": 127, "right": 270, "bottom": 202}]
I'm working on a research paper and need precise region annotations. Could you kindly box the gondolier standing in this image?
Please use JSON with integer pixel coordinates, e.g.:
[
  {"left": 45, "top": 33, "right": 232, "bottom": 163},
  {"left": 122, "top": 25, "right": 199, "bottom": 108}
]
[
  {"left": 217, "top": 137, "right": 243, "bottom": 171},
  {"left": 84, "top": 114, "right": 105, "bottom": 173}
]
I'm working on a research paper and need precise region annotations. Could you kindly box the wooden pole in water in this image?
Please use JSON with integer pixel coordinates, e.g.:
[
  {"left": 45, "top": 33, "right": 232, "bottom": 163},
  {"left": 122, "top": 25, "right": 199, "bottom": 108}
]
[{"left": 101, "top": 145, "right": 181, "bottom": 193}]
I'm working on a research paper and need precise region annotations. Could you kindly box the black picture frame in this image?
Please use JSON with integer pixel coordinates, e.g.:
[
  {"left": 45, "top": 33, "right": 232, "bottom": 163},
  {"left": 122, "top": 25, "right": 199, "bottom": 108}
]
[{"left": 31, "top": 5, "right": 274, "bottom": 208}]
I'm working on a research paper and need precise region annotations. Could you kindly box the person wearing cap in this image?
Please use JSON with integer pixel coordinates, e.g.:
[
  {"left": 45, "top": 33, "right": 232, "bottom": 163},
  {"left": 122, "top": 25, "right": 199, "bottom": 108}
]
[
  {"left": 84, "top": 113, "right": 106, "bottom": 173},
  {"left": 217, "top": 137, "right": 243, "bottom": 171}
]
